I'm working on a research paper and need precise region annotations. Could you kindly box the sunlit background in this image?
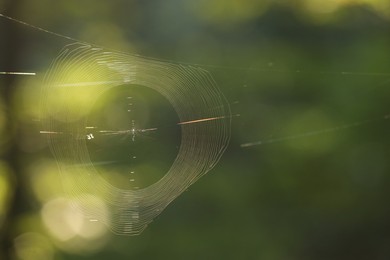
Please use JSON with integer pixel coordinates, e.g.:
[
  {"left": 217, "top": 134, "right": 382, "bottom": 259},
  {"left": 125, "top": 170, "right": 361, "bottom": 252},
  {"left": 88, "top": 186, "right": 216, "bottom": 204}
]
[{"left": 1, "top": 0, "right": 390, "bottom": 259}]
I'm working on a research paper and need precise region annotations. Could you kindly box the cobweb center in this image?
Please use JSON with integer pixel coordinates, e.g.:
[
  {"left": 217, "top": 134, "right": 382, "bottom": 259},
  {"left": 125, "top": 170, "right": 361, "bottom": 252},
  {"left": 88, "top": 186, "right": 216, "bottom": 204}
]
[{"left": 86, "top": 84, "right": 181, "bottom": 189}]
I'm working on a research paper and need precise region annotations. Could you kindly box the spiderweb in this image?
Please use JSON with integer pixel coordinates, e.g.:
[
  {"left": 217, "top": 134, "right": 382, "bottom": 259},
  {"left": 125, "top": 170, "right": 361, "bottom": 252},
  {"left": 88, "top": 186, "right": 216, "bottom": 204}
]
[
  {"left": 3, "top": 12, "right": 390, "bottom": 239},
  {"left": 40, "top": 43, "right": 231, "bottom": 235}
]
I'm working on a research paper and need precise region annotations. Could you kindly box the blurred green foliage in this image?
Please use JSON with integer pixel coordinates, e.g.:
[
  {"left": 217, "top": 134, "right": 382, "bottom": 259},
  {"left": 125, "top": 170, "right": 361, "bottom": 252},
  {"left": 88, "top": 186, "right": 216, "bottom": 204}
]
[{"left": 1, "top": 0, "right": 390, "bottom": 259}]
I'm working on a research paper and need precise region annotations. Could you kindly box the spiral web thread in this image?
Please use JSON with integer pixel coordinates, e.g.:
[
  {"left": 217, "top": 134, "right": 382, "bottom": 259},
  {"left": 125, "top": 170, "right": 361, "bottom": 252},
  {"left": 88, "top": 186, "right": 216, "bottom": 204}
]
[{"left": 41, "top": 43, "right": 231, "bottom": 235}]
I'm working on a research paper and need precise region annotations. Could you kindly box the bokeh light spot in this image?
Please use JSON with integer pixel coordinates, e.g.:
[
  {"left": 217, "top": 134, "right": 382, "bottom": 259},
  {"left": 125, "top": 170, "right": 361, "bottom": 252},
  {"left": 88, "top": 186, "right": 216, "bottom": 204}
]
[{"left": 41, "top": 196, "right": 109, "bottom": 243}]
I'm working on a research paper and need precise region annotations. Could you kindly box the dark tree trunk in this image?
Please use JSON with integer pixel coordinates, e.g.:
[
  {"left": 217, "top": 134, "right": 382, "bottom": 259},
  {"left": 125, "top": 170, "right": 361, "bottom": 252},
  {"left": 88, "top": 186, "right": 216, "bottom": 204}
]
[{"left": 0, "top": 1, "right": 27, "bottom": 259}]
